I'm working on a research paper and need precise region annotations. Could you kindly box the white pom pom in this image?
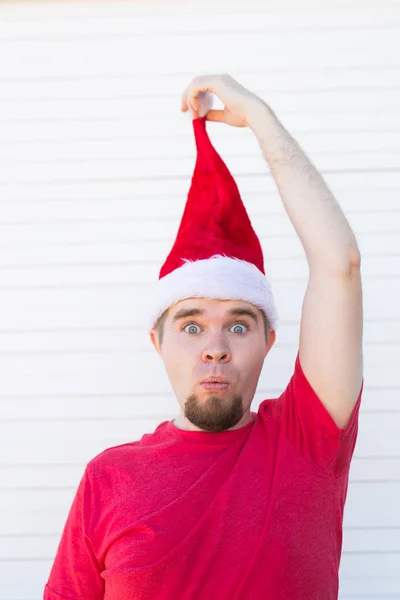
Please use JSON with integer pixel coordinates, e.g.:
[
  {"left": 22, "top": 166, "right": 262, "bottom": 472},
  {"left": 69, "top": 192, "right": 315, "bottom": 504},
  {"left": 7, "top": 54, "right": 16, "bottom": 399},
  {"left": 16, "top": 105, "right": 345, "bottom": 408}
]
[{"left": 197, "top": 91, "right": 214, "bottom": 117}]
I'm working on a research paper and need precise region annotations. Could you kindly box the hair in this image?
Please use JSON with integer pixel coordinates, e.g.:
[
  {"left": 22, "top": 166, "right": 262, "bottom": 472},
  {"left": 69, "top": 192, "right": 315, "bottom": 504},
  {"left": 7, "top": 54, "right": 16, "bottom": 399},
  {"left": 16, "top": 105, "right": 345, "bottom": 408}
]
[{"left": 153, "top": 304, "right": 270, "bottom": 347}]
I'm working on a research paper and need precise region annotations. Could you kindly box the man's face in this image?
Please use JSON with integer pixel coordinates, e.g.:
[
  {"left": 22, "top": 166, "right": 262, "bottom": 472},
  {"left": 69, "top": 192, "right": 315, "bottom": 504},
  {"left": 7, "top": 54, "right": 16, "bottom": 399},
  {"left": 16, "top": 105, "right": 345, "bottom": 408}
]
[{"left": 150, "top": 298, "right": 276, "bottom": 433}]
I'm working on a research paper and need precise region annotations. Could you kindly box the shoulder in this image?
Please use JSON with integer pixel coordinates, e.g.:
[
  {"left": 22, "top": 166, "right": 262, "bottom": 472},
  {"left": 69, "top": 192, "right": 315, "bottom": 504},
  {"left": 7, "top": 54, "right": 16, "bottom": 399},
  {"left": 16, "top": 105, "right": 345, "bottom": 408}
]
[
  {"left": 87, "top": 440, "right": 140, "bottom": 472},
  {"left": 86, "top": 420, "right": 170, "bottom": 476},
  {"left": 257, "top": 395, "right": 284, "bottom": 425}
]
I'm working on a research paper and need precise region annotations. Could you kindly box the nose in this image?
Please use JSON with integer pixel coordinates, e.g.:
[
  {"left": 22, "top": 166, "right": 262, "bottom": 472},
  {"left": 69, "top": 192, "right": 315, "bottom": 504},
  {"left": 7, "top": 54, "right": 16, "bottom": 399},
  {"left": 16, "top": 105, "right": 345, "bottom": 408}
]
[{"left": 202, "top": 346, "right": 231, "bottom": 364}]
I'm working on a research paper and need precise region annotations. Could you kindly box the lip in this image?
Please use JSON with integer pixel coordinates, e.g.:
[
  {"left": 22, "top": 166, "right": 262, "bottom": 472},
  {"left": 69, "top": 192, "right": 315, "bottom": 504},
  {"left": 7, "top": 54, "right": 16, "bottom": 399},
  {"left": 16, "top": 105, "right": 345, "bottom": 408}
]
[
  {"left": 200, "top": 382, "right": 229, "bottom": 392},
  {"left": 200, "top": 377, "right": 229, "bottom": 384}
]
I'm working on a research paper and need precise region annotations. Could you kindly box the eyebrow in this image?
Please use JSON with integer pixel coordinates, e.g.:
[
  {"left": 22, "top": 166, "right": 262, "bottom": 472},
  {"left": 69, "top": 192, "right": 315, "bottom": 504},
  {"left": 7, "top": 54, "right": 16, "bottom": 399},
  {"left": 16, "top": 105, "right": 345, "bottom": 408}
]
[{"left": 172, "top": 307, "right": 259, "bottom": 324}]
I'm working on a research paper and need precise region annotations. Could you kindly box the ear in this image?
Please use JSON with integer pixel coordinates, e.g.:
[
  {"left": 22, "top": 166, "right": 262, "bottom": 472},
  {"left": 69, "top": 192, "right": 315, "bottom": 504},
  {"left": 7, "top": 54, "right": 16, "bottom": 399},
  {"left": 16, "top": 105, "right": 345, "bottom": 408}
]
[
  {"left": 265, "top": 329, "right": 276, "bottom": 356},
  {"left": 150, "top": 329, "right": 161, "bottom": 356}
]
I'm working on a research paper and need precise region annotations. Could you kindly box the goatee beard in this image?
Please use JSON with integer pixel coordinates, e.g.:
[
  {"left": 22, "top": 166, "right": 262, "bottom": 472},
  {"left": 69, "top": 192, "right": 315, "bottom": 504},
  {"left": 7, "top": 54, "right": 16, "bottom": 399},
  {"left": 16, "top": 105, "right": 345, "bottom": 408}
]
[{"left": 184, "top": 392, "right": 244, "bottom": 433}]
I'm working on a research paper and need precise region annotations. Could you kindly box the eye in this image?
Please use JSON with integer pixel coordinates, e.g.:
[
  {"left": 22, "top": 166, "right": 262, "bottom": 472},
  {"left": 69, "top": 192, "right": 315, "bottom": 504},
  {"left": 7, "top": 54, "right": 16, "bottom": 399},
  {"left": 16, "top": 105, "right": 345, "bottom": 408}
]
[
  {"left": 183, "top": 322, "right": 201, "bottom": 335},
  {"left": 182, "top": 321, "right": 250, "bottom": 335},
  {"left": 229, "top": 322, "right": 249, "bottom": 334}
]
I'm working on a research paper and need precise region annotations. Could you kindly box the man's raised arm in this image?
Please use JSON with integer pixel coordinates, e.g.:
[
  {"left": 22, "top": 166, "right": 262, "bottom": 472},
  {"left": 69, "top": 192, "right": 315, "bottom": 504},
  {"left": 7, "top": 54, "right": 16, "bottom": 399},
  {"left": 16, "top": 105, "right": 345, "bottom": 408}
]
[{"left": 182, "top": 74, "right": 364, "bottom": 429}]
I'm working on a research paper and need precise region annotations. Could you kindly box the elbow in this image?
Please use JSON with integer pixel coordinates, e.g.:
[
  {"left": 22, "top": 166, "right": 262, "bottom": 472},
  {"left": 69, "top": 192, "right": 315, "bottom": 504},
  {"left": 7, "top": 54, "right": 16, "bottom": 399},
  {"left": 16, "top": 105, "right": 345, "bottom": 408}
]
[
  {"left": 339, "top": 250, "right": 361, "bottom": 279},
  {"left": 338, "top": 249, "right": 361, "bottom": 280},
  {"left": 309, "top": 248, "right": 361, "bottom": 278},
  {"left": 348, "top": 247, "right": 361, "bottom": 275}
]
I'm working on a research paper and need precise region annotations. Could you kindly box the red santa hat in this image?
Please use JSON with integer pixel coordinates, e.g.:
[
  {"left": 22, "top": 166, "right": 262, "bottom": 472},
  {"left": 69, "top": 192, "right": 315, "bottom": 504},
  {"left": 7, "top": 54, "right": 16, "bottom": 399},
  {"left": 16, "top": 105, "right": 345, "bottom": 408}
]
[{"left": 148, "top": 96, "right": 278, "bottom": 332}]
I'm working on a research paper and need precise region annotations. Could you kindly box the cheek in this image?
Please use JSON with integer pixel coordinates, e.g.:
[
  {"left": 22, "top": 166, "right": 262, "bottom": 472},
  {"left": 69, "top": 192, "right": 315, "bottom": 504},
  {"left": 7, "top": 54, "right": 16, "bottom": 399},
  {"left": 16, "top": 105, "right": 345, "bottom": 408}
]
[
  {"left": 163, "top": 338, "right": 196, "bottom": 377},
  {"left": 167, "top": 333, "right": 200, "bottom": 356},
  {"left": 235, "top": 342, "right": 265, "bottom": 375}
]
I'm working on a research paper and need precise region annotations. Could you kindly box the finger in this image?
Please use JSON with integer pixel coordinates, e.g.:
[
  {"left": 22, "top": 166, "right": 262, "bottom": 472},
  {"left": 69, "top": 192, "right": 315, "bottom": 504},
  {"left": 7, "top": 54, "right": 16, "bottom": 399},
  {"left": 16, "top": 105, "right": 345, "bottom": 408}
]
[
  {"left": 186, "top": 77, "right": 217, "bottom": 111},
  {"left": 181, "top": 88, "right": 199, "bottom": 118},
  {"left": 189, "top": 94, "right": 200, "bottom": 113},
  {"left": 182, "top": 92, "right": 201, "bottom": 115},
  {"left": 181, "top": 87, "right": 194, "bottom": 112},
  {"left": 190, "top": 106, "right": 200, "bottom": 119},
  {"left": 181, "top": 91, "right": 188, "bottom": 112}
]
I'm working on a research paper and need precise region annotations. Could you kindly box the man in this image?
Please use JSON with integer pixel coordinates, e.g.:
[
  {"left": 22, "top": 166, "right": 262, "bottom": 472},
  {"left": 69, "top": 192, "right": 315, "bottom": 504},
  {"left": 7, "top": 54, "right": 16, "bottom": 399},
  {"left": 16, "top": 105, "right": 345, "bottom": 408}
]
[{"left": 44, "top": 74, "right": 364, "bottom": 599}]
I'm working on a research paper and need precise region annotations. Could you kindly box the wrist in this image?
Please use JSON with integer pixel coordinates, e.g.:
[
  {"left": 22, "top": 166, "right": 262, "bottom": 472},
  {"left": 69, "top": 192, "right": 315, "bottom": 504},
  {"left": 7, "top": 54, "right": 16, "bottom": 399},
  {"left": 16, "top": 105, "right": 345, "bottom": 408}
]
[{"left": 245, "top": 98, "right": 275, "bottom": 130}]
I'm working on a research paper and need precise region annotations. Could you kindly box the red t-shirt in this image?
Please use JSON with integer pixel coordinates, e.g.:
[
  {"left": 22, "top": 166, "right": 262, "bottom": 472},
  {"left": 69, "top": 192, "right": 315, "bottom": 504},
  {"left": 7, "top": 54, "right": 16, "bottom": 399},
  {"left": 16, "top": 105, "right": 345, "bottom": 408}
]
[{"left": 44, "top": 352, "right": 363, "bottom": 600}]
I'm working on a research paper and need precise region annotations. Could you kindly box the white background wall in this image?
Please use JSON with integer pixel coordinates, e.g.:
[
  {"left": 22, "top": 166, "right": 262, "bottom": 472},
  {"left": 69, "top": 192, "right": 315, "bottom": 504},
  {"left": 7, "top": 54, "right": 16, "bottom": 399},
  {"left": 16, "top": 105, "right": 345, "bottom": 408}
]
[{"left": 0, "top": 1, "right": 399, "bottom": 598}]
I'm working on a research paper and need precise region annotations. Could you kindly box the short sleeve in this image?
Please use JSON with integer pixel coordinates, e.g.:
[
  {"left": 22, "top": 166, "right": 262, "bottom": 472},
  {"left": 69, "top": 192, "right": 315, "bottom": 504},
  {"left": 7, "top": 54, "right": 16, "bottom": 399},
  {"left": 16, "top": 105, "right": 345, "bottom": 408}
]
[
  {"left": 266, "top": 351, "right": 364, "bottom": 478},
  {"left": 44, "top": 466, "right": 105, "bottom": 600}
]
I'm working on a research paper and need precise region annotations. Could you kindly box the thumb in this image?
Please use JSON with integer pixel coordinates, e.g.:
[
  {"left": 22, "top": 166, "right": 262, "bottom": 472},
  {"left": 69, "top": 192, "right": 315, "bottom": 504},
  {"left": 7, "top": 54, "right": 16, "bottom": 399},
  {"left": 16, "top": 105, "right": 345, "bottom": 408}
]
[{"left": 205, "top": 109, "right": 227, "bottom": 123}]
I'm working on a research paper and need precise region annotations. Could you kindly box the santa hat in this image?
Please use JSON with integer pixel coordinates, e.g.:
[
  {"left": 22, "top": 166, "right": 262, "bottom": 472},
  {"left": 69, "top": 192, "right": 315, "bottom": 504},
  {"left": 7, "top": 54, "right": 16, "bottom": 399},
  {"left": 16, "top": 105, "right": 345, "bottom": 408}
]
[{"left": 147, "top": 95, "right": 278, "bottom": 332}]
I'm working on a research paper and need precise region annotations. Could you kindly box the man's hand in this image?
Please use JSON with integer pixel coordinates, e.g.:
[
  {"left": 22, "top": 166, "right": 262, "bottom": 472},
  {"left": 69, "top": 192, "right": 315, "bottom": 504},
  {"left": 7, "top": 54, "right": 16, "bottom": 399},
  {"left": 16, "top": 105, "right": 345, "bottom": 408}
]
[{"left": 181, "top": 73, "right": 266, "bottom": 127}]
